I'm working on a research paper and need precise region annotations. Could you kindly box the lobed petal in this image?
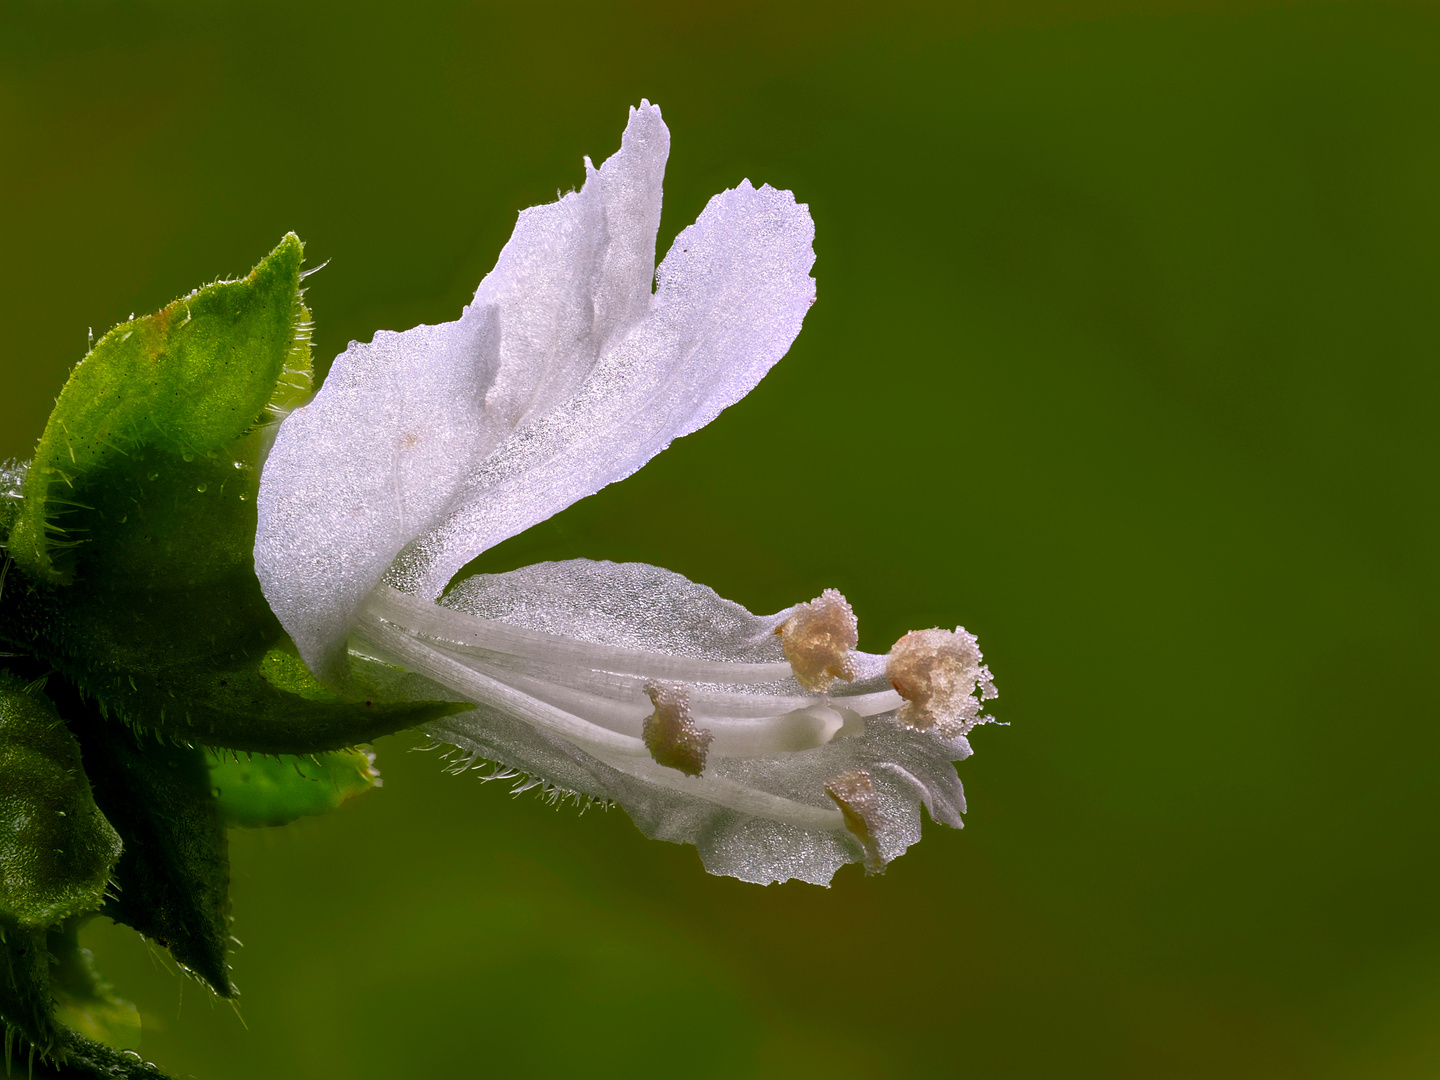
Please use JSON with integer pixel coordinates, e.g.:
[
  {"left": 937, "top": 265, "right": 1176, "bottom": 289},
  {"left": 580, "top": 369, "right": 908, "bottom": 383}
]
[
  {"left": 254, "top": 309, "right": 498, "bottom": 680},
  {"left": 257, "top": 103, "right": 672, "bottom": 678},
  {"left": 383, "top": 179, "right": 816, "bottom": 601}
]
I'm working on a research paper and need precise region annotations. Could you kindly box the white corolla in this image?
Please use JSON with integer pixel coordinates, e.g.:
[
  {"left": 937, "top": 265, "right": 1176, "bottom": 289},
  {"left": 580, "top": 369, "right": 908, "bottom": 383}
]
[{"left": 254, "top": 101, "right": 996, "bottom": 885}]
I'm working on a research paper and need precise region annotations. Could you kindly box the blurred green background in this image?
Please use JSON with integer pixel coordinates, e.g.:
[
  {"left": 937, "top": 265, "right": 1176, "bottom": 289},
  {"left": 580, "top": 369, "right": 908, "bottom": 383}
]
[{"left": 2, "top": 1, "right": 1437, "bottom": 1076}]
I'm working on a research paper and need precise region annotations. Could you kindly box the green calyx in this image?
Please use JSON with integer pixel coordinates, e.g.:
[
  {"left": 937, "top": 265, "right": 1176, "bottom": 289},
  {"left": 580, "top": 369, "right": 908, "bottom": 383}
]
[
  {"left": 0, "top": 235, "right": 462, "bottom": 756},
  {"left": 10, "top": 234, "right": 309, "bottom": 584},
  {"left": 0, "top": 234, "right": 473, "bottom": 1080}
]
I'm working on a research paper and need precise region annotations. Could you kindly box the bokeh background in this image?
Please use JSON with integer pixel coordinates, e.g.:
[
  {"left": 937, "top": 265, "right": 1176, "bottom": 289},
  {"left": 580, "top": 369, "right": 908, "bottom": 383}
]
[{"left": 2, "top": 1, "right": 1437, "bottom": 1076}]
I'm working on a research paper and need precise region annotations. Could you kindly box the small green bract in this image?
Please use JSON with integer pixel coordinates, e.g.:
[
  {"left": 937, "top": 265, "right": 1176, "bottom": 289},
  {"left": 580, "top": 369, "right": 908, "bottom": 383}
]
[{"left": 210, "top": 747, "right": 380, "bottom": 828}]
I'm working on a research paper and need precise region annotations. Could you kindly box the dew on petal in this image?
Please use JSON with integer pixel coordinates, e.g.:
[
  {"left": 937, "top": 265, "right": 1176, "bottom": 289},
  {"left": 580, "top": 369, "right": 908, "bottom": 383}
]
[{"left": 776, "top": 589, "right": 858, "bottom": 692}]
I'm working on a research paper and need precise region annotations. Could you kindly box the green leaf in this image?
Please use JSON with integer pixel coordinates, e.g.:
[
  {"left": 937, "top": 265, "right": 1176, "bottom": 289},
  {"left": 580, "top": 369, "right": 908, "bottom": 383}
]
[
  {"left": 10, "top": 234, "right": 309, "bottom": 584},
  {"left": 64, "top": 708, "right": 233, "bottom": 998},
  {"left": 210, "top": 746, "right": 380, "bottom": 829},
  {"left": 0, "top": 235, "right": 466, "bottom": 756},
  {"left": 0, "top": 674, "right": 121, "bottom": 930}
]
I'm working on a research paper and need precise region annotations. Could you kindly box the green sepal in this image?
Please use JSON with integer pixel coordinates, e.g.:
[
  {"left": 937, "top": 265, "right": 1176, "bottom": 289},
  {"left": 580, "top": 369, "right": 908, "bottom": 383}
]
[
  {"left": 64, "top": 709, "right": 233, "bottom": 999},
  {"left": 0, "top": 571, "right": 466, "bottom": 756},
  {"left": 0, "top": 674, "right": 121, "bottom": 930},
  {"left": 210, "top": 746, "right": 379, "bottom": 828},
  {"left": 49, "top": 922, "right": 139, "bottom": 1052},
  {"left": 11, "top": 234, "right": 309, "bottom": 584},
  {"left": 0, "top": 232, "right": 464, "bottom": 755}
]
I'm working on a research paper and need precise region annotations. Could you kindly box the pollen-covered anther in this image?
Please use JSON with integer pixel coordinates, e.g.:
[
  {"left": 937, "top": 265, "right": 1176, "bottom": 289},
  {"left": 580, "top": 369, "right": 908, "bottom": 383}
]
[
  {"left": 642, "top": 681, "right": 713, "bottom": 778},
  {"left": 775, "top": 588, "right": 859, "bottom": 692},
  {"left": 886, "top": 627, "right": 994, "bottom": 739},
  {"left": 824, "top": 769, "right": 887, "bottom": 874}
]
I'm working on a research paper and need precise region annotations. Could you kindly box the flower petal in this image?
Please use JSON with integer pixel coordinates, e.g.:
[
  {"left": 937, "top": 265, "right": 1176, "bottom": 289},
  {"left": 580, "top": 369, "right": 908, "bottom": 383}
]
[
  {"left": 383, "top": 181, "right": 817, "bottom": 602},
  {"left": 471, "top": 101, "right": 670, "bottom": 433},
  {"left": 253, "top": 308, "right": 499, "bottom": 681},
  {"left": 355, "top": 560, "right": 976, "bottom": 886},
  {"left": 256, "top": 103, "right": 670, "bottom": 678}
]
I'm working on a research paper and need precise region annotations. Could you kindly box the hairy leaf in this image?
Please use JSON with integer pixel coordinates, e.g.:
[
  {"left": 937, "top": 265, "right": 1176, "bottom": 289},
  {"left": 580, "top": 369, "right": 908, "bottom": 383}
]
[
  {"left": 0, "top": 674, "right": 121, "bottom": 929},
  {"left": 11, "top": 234, "right": 309, "bottom": 584},
  {"left": 65, "top": 707, "right": 233, "bottom": 998}
]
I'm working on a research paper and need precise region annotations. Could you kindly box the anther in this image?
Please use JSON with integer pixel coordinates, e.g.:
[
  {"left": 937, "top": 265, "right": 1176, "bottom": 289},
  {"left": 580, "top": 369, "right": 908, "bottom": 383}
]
[
  {"left": 776, "top": 589, "right": 858, "bottom": 692},
  {"left": 642, "top": 682, "right": 713, "bottom": 777},
  {"left": 824, "top": 769, "right": 887, "bottom": 874},
  {"left": 886, "top": 627, "right": 992, "bottom": 738}
]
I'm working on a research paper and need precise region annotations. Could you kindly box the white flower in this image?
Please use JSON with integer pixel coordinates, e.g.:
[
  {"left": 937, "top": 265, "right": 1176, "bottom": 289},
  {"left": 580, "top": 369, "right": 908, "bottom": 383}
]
[{"left": 254, "top": 102, "right": 997, "bottom": 885}]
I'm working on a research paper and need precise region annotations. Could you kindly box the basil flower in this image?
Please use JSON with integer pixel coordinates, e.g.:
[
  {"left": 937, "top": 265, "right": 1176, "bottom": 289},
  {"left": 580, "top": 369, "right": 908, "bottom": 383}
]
[{"left": 255, "top": 102, "right": 998, "bottom": 885}]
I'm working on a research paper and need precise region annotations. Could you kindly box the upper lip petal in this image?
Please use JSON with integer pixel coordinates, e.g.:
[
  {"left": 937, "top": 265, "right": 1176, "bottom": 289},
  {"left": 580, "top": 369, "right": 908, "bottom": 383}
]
[{"left": 254, "top": 101, "right": 817, "bottom": 681}]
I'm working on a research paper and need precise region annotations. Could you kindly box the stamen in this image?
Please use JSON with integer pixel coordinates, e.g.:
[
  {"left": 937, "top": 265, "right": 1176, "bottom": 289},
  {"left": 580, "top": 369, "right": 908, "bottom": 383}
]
[
  {"left": 357, "top": 610, "right": 650, "bottom": 758},
  {"left": 824, "top": 769, "right": 887, "bottom": 874},
  {"left": 445, "top": 661, "right": 860, "bottom": 757},
  {"left": 641, "top": 682, "right": 712, "bottom": 777},
  {"left": 776, "top": 589, "right": 858, "bottom": 691},
  {"left": 370, "top": 586, "right": 793, "bottom": 685},
  {"left": 355, "top": 576, "right": 990, "bottom": 882},
  {"left": 886, "top": 627, "right": 990, "bottom": 738},
  {"left": 364, "top": 607, "right": 883, "bottom": 759},
  {"left": 601, "top": 756, "right": 845, "bottom": 832}
]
